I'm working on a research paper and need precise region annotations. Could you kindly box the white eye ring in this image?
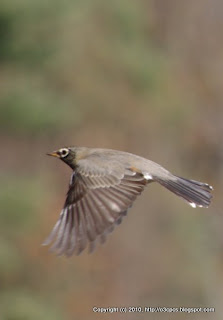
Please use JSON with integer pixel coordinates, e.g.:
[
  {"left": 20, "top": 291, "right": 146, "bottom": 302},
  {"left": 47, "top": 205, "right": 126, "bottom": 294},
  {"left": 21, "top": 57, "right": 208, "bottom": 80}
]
[{"left": 59, "top": 148, "right": 69, "bottom": 158}]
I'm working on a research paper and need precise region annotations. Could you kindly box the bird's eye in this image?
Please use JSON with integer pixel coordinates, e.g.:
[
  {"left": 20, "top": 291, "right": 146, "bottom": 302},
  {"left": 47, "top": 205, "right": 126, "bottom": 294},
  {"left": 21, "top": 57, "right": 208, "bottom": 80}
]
[{"left": 59, "top": 148, "right": 69, "bottom": 158}]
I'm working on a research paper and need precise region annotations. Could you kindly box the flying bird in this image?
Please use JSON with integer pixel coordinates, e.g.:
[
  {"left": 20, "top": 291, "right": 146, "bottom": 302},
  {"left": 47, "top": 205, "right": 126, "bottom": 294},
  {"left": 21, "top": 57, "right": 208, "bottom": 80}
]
[{"left": 44, "top": 147, "right": 213, "bottom": 256}]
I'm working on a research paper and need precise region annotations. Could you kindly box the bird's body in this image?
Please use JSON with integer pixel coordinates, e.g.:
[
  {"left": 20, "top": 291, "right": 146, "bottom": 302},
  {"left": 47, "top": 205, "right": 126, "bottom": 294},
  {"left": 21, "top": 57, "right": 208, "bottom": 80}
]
[
  {"left": 64, "top": 146, "right": 170, "bottom": 177},
  {"left": 44, "top": 147, "right": 213, "bottom": 256}
]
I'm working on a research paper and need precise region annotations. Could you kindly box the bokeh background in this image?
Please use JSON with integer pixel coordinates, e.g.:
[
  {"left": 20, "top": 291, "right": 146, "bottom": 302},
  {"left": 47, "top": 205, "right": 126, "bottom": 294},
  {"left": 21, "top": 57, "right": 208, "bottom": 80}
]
[{"left": 0, "top": 0, "right": 222, "bottom": 319}]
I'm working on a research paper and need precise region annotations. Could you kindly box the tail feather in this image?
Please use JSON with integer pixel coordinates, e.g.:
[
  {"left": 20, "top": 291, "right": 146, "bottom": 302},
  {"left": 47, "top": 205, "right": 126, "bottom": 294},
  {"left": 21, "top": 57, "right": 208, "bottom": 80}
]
[{"left": 154, "top": 175, "right": 213, "bottom": 208}]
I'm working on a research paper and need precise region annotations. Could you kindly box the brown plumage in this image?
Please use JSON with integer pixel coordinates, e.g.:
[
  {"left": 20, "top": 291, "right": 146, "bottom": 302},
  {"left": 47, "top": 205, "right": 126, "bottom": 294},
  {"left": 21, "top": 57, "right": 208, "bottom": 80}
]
[{"left": 43, "top": 147, "right": 213, "bottom": 256}]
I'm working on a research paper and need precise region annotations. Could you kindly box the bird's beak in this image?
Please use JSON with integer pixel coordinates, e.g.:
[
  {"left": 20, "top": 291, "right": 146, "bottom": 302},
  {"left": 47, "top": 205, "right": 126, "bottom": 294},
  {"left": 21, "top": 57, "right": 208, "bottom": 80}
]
[{"left": 47, "top": 151, "right": 60, "bottom": 158}]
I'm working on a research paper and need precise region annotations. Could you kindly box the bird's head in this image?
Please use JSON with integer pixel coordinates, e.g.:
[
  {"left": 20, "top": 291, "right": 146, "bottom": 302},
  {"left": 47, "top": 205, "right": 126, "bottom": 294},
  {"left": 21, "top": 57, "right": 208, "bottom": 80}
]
[{"left": 47, "top": 147, "right": 77, "bottom": 169}]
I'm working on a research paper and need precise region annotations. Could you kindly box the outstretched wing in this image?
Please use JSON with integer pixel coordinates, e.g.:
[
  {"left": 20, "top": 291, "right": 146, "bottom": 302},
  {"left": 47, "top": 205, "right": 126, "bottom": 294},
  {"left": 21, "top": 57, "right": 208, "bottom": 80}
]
[{"left": 43, "top": 161, "right": 148, "bottom": 256}]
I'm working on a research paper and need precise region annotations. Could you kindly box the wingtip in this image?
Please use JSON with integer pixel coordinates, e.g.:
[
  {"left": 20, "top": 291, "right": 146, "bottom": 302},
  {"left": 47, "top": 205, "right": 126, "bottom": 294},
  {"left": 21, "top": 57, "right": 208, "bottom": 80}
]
[{"left": 42, "top": 236, "right": 52, "bottom": 246}]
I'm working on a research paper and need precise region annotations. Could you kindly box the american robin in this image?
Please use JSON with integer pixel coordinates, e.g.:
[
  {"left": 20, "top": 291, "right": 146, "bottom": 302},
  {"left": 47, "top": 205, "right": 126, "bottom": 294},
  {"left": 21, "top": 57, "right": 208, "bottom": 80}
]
[{"left": 44, "top": 147, "right": 213, "bottom": 256}]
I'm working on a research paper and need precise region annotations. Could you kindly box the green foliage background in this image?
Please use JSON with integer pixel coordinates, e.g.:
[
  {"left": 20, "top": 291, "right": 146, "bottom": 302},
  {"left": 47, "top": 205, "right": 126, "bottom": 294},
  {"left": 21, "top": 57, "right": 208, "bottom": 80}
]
[{"left": 0, "top": 0, "right": 222, "bottom": 319}]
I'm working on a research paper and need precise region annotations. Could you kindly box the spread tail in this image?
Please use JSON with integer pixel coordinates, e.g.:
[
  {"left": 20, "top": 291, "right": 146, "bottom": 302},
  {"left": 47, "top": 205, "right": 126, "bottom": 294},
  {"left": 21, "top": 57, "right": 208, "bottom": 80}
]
[{"left": 154, "top": 175, "right": 213, "bottom": 208}]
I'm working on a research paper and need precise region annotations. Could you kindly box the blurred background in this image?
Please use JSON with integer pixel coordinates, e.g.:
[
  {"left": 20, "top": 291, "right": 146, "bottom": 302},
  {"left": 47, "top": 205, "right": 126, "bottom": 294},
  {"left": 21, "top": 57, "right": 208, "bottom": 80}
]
[{"left": 0, "top": 0, "right": 222, "bottom": 319}]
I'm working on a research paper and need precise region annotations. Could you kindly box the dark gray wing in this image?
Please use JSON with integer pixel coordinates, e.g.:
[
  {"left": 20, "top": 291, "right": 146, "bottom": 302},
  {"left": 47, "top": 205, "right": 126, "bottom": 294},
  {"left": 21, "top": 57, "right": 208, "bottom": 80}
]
[{"left": 43, "top": 160, "right": 148, "bottom": 256}]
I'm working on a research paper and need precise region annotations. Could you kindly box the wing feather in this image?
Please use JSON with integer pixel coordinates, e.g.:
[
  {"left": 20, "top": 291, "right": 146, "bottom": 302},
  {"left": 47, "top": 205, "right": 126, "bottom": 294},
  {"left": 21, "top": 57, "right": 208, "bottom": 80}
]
[
  {"left": 49, "top": 208, "right": 67, "bottom": 252},
  {"left": 43, "top": 167, "right": 148, "bottom": 256},
  {"left": 76, "top": 202, "right": 88, "bottom": 255}
]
